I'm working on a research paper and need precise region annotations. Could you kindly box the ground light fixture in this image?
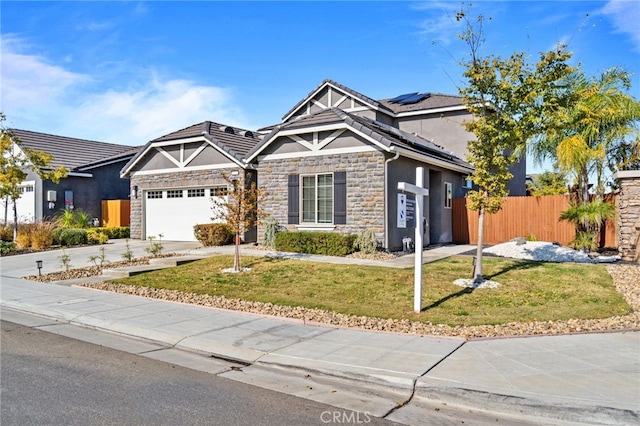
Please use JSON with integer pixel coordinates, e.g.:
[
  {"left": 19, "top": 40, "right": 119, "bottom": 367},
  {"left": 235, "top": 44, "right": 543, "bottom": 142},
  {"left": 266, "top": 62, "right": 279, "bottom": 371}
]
[{"left": 36, "top": 260, "right": 43, "bottom": 276}]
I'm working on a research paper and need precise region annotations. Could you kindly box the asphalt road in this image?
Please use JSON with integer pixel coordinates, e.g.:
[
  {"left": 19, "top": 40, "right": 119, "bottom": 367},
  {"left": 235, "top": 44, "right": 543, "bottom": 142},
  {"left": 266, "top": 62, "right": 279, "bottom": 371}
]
[{"left": 0, "top": 320, "right": 398, "bottom": 426}]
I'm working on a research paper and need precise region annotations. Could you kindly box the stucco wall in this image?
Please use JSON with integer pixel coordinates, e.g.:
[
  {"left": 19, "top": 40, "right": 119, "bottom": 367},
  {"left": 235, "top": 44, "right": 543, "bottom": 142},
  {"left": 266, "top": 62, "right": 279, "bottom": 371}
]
[{"left": 615, "top": 171, "right": 640, "bottom": 262}]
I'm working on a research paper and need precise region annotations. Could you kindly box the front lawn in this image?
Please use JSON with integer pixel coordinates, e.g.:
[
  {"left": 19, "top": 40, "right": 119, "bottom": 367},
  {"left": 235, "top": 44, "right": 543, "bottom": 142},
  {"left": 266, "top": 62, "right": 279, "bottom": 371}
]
[{"left": 109, "top": 255, "right": 631, "bottom": 327}]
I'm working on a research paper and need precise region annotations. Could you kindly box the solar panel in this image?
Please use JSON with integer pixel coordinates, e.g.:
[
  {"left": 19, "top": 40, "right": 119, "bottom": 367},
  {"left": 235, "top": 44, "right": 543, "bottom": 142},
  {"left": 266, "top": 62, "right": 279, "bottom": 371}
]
[
  {"left": 389, "top": 92, "right": 418, "bottom": 103},
  {"left": 398, "top": 92, "right": 431, "bottom": 105}
]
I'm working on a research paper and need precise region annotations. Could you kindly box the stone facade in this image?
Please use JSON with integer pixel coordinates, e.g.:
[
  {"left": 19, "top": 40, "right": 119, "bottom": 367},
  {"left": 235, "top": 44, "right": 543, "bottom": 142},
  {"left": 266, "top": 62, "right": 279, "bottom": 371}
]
[
  {"left": 257, "top": 151, "right": 386, "bottom": 241},
  {"left": 615, "top": 171, "right": 640, "bottom": 262},
  {"left": 129, "top": 168, "right": 240, "bottom": 239}
]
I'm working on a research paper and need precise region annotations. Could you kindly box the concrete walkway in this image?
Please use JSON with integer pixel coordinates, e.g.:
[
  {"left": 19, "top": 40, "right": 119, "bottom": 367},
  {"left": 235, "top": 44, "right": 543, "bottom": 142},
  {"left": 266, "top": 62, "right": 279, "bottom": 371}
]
[{"left": 1, "top": 240, "right": 638, "bottom": 425}]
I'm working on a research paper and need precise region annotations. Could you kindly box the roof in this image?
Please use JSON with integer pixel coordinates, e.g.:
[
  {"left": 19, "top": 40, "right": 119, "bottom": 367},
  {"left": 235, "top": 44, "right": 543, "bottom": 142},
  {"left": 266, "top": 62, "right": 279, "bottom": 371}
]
[
  {"left": 246, "top": 108, "right": 473, "bottom": 173},
  {"left": 121, "top": 121, "right": 263, "bottom": 177},
  {"left": 377, "top": 93, "right": 466, "bottom": 114},
  {"left": 9, "top": 128, "right": 138, "bottom": 171}
]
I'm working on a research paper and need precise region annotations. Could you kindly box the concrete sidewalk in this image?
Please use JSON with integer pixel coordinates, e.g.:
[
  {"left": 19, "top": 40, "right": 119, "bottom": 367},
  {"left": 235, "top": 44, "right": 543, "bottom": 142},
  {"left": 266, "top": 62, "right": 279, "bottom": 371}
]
[{"left": 1, "top": 241, "right": 639, "bottom": 425}]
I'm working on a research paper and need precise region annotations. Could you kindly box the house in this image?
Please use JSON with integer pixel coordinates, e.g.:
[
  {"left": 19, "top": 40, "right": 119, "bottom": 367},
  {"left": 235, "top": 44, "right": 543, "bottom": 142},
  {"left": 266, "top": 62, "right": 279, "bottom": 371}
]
[
  {"left": 120, "top": 121, "right": 262, "bottom": 242},
  {"left": 3, "top": 129, "right": 138, "bottom": 225},
  {"left": 122, "top": 79, "right": 526, "bottom": 249}
]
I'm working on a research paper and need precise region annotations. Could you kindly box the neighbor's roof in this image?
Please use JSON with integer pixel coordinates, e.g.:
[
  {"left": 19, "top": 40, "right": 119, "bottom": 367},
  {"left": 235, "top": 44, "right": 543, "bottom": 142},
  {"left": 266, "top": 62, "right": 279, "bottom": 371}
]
[
  {"left": 9, "top": 128, "right": 138, "bottom": 171},
  {"left": 246, "top": 108, "right": 473, "bottom": 173},
  {"left": 121, "top": 121, "right": 263, "bottom": 176}
]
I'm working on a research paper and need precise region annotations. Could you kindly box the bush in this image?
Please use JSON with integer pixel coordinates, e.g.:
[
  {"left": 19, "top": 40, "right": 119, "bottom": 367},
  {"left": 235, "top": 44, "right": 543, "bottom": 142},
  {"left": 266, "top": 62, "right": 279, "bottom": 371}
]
[
  {"left": 0, "top": 225, "right": 13, "bottom": 242},
  {"left": 58, "top": 228, "right": 88, "bottom": 246},
  {"left": 15, "top": 231, "right": 32, "bottom": 249},
  {"left": 261, "top": 216, "right": 281, "bottom": 248},
  {"left": 31, "top": 222, "right": 55, "bottom": 250},
  {"left": 0, "top": 240, "right": 16, "bottom": 255},
  {"left": 95, "top": 227, "right": 130, "bottom": 239},
  {"left": 194, "top": 223, "right": 234, "bottom": 246},
  {"left": 354, "top": 230, "right": 378, "bottom": 254},
  {"left": 275, "top": 231, "right": 356, "bottom": 256},
  {"left": 87, "top": 229, "right": 109, "bottom": 244}
]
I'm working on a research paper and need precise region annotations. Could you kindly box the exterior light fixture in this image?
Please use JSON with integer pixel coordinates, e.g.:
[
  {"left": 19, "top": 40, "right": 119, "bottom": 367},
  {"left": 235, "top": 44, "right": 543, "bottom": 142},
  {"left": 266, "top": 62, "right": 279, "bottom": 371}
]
[
  {"left": 36, "top": 260, "right": 43, "bottom": 276},
  {"left": 132, "top": 185, "right": 139, "bottom": 199}
]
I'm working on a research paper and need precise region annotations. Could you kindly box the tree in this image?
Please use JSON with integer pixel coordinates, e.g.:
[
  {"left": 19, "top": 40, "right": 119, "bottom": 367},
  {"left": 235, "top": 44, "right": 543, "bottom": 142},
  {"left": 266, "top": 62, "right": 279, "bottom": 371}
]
[
  {"left": 530, "top": 68, "right": 640, "bottom": 249},
  {"left": 210, "top": 171, "right": 266, "bottom": 272},
  {"left": 527, "top": 169, "right": 568, "bottom": 196},
  {"left": 0, "top": 114, "right": 68, "bottom": 239},
  {"left": 456, "top": 10, "right": 574, "bottom": 283}
]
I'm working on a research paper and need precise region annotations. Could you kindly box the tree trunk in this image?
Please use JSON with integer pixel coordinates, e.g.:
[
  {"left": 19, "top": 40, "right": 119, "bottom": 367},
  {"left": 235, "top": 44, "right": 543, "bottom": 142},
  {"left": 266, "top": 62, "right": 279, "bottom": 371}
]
[
  {"left": 233, "top": 229, "right": 241, "bottom": 272},
  {"left": 473, "top": 205, "right": 485, "bottom": 284},
  {"left": 12, "top": 198, "right": 18, "bottom": 241},
  {"left": 4, "top": 195, "right": 9, "bottom": 226}
]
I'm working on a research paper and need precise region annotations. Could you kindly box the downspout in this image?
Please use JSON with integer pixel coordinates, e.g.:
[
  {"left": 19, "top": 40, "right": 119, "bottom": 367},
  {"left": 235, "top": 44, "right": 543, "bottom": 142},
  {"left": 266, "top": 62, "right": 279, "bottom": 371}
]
[{"left": 384, "top": 148, "right": 401, "bottom": 251}]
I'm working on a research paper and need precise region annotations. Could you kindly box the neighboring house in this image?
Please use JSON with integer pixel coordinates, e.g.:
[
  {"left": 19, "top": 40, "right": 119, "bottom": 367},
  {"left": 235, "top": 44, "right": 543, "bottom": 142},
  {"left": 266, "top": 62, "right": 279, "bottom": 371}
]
[
  {"left": 3, "top": 129, "right": 138, "bottom": 224},
  {"left": 120, "top": 121, "right": 262, "bottom": 242}
]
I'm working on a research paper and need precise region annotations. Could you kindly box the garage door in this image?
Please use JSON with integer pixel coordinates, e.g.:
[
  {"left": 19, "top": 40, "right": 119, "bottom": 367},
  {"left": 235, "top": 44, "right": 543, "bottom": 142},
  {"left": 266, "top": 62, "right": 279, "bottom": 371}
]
[{"left": 144, "top": 187, "right": 227, "bottom": 241}]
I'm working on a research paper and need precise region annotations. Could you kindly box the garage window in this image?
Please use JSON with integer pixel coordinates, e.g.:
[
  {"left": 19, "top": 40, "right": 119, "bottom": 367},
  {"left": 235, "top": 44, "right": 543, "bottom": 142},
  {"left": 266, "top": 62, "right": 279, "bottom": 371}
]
[
  {"left": 211, "top": 187, "right": 228, "bottom": 197},
  {"left": 188, "top": 188, "right": 205, "bottom": 197},
  {"left": 147, "top": 191, "right": 163, "bottom": 199},
  {"left": 167, "top": 190, "right": 183, "bottom": 198}
]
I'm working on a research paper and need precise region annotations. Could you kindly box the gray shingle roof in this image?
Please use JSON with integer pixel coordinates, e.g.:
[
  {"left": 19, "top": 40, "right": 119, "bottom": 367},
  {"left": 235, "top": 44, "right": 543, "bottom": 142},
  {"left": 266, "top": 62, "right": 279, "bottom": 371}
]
[
  {"left": 151, "top": 121, "right": 262, "bottom": 163},
  {"left": 9, "top": 128, "right": 138, "bottom": 171},
  {"left": 377, "top": 93, "right": 465, "bottom": 114}
]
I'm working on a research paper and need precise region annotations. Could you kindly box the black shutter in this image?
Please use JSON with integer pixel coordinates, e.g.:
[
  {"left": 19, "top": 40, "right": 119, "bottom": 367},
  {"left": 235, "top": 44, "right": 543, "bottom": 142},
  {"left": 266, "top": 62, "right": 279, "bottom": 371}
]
[
  {"left": 334, "top": 171, "right": 346, "bottom": 225},
  {"left": 287, "top": 174, "right": 299, "bottom": 224}
]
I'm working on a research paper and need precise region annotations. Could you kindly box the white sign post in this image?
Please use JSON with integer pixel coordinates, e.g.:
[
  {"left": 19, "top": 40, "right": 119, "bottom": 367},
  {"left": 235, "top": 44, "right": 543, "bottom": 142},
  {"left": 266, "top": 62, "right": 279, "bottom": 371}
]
[{"left": 398, "top": 167, "right": 429, "bottom": 313}]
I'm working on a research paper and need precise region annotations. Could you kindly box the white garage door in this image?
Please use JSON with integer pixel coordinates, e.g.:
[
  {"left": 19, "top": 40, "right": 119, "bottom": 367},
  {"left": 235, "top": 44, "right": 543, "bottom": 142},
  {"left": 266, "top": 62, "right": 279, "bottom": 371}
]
[{"left": 144, "top": 187, "right": 227, "bottom": 241}]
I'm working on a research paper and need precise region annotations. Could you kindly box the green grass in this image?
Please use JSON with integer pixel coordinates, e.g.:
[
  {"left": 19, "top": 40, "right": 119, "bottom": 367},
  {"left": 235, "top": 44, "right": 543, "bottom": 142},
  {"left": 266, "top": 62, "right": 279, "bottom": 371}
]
[{"left": 110, "top": 255, "right": 631, "bottom": 326}]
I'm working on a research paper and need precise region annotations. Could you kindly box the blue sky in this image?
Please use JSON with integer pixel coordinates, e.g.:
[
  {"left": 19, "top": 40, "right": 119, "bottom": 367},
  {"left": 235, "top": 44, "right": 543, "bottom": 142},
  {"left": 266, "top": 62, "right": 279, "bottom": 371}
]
[{"left": 2, "top": 1, "right": 639, "bottom": 174}]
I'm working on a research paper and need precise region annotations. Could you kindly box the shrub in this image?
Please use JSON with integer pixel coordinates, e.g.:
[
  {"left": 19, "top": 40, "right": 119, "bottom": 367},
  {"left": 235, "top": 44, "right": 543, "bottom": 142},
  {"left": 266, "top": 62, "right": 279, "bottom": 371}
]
[
  {"left": 0, "top": 225, "right": 13, "bottom": 242},
  {"left": 194, "top": 223, "right": 234, "bottom": 247},
  {"left": 95, "top": 227, "right": 129, "bottom": 239},
  {"left": 354, "top": 230, "right": 378, "bottom": 254},
  {"left": 31, "top": 222, "right": 55, "bottom": 250},
  {"left": 261, "top": 216, "right": 281, "bottom": 248},
  {"left": 15, "top": 231, "right": 32, "bottom": 249},
  {"left": 0, "top": 241, "right": 16, "bottom": 255},
  {"left": 87, "top": 229, "right": 109, "bottom": 244},
  {"left": 58, "top": 228, "right": 88, "bottom": 246},
  {"left": 275, "top": 231, "right": 356, "bottom": 256}
]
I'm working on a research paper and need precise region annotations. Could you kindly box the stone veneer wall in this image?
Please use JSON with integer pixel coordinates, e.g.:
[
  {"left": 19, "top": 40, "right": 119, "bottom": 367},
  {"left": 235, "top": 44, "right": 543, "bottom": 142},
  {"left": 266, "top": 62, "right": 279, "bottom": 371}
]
[
  {"left": 615, "top": 170, "right": 640, "bottom": 262},
  {"left": 258, "top": 151, "right": 386, "bottom": 241},
  {"left": 129, "top": 169, "right": 235, "bottom": 239}
]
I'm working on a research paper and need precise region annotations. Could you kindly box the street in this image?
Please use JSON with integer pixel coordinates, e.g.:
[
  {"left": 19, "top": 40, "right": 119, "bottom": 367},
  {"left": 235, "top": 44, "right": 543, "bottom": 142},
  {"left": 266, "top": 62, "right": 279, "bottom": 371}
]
[{"left": 1, "top": 320, "right": 398, "bottom": 426}]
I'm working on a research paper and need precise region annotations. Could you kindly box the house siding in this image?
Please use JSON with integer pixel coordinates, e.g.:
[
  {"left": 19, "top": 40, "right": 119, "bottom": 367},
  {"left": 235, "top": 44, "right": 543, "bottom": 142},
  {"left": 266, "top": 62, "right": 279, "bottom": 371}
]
[{"left": 257, "top": 151, "right": 386, "bottom": 241}]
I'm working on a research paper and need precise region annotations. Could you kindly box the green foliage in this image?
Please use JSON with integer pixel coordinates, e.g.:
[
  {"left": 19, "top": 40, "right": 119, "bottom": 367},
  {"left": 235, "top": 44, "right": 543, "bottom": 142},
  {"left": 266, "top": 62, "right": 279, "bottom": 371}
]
[
  {"left": 527, "top": 170, "right": 568, "bottom": 196},
  {"left": 275, "top": 231, "right": 357, "bottom": 256},
  {"left": 194, "top": 223, "right": 234, "bottom": 246},
  {"left": 88, "top": 247, "right": 108, "bottom": 269},
  {"left": 560, "top": 199, "right": 615, "bottom": 251},
  {"left": 87, "top": 229, "right": 109, "bottom": 244},
  {"left": 0, "top": 240, "right": 16, "bottom": 255},
  {"left": 525, "top": 233, "right": 538, "bottom": 242},
  {"left": 57, "top": 228, "right": 88, "bottom": 246},
  {"left": 94, "top": 227, "right": 130, "bottom": 239},
  {"left": 58, "top": 248, "right": 71, "bottom": 271},
  {"left": 261, "top": 216, "right": 281, "bottom": 248},
  {"left": 54, "top": 208, "right": 93, "bottom": 229},
  {"left": 145, "top": 234, "right": 164, "bottom": 257},
  {"left": 121, "top": 239, "right": 134, "bottom": 262},
  {"left": 354, "top": 230, "right": 378, "bottom": 254}
]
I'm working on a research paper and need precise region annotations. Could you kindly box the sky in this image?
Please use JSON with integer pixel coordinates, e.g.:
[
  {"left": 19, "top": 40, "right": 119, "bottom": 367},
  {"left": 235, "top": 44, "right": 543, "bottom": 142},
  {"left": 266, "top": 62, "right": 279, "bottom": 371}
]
[{"left": 1, "top": 1, "right": 639, "bottom": 174}]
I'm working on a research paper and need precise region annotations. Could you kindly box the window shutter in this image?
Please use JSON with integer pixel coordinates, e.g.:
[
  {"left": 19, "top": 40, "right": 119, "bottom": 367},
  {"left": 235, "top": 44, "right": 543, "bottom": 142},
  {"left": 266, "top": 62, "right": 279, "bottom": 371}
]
[
  {"left": 334, "top": 171, "right": 346, "bottom": 225},
  {"left": 288, "top": 174, "right": 299, "bottom": 224}
]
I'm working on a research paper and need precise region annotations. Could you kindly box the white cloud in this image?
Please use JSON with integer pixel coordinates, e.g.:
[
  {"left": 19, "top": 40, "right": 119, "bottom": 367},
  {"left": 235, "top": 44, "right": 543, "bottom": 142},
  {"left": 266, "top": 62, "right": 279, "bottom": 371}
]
[
  {"left": 600, "top": 0, "right": 640, "bottom": 52},
  {"left": 412, "top": 1, "right": 463, "bottom": 46},
  {"left": 1, "top": 35, "right": 248, "bottom": 145}
]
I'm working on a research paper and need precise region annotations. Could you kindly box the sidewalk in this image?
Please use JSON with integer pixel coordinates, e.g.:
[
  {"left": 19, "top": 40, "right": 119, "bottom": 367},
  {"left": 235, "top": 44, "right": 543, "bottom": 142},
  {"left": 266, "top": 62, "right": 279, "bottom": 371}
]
[{"left": 1, "top": 241, "right": 638, "bottom": 425}]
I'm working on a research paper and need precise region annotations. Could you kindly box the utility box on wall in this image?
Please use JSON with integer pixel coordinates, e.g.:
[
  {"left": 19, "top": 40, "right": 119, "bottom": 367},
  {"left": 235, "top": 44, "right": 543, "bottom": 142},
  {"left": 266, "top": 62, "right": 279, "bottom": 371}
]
[{"left": 101, "top": 200, "right": 130, "bottom": 227}]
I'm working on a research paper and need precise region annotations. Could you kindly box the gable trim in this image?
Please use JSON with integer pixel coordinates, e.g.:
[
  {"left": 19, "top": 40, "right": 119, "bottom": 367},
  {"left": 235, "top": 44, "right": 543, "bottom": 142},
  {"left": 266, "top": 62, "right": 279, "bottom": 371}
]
[
  {"left": 257, "top": 145, "right": 379, "bottom": 161},
  {"left": 129, "top": 162, "right": 239, "bottom": 177},
  {"left": 395, "top": 105, "right": 468, "bottom": 118}
]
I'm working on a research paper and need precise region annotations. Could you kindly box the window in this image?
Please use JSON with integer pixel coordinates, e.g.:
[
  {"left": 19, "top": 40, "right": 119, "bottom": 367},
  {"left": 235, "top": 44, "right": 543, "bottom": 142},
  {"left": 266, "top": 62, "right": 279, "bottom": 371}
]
[
  {"left": 463, "top": 177, "right": 473, "bottom": 189},
  {"left": 188, "top": 188, "right": 205, "bottom": 197},
  {"left": 302, "top": 173, "right": 333, "bottom": 224},
  {"left": 147, "top": 191, "right": 163, "bottom": 199},
  {"left": 445, "top": 182, "right": 452, "bottom": 209},
  {"left": 210, "top": 186, "right": 228, "bottom": 197},
  {"left": 166, "top": 189, "right": 183, "bottom": 198}
]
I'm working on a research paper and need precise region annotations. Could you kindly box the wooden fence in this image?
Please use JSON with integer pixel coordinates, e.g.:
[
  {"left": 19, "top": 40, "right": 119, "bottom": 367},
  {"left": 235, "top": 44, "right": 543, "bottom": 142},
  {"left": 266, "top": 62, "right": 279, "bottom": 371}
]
[
  {"left": 101, "top": 200, "right": 130, "bottom": 227},
  {"left": 452, "top": 195, "right": 617, "bottom": 247}
]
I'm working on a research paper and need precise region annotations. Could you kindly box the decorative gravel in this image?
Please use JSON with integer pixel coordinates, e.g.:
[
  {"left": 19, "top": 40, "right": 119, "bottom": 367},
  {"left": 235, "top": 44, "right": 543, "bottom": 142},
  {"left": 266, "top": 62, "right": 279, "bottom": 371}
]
[{"left": 483, "top": 241, "right": 621, "bottom": 263}]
